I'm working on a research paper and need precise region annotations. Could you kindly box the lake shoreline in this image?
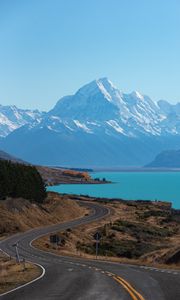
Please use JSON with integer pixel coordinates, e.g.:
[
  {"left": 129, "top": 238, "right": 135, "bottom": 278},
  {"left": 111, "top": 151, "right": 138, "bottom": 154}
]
[
  {"left": 48, "top": 171, "right": 180, "bottom": 209},
  {"left": 92, "top": 167, "right": 180, "bottom": 172}
]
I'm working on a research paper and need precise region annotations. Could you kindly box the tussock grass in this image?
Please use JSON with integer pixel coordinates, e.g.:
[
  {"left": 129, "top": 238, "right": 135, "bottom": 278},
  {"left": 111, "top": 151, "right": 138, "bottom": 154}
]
[{"left": 0, "top": 253, "right": 40, "bottom": 294}]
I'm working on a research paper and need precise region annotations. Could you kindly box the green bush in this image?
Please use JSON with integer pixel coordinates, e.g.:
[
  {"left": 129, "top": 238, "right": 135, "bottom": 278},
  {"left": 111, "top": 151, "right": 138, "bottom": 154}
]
[{"left": 110, "top": 219, "right": 175, "bottom": 240}]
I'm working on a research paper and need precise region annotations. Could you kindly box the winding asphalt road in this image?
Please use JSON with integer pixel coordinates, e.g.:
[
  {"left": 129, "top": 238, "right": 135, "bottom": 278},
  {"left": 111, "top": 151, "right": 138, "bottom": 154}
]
[{"left": 0, "top": 202, "right": 179, "bottom": 300}]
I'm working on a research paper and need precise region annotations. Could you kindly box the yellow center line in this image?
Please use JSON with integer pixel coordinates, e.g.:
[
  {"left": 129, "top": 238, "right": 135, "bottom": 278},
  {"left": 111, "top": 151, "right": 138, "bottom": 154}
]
[
  {"left": 113, "top": 276, "right": 145, "bottom": 300},
  {"left": 114, "top": 277, "right": 138, "bottom": 300},
  {"left": 116, "top": 276, "right": 145, "bottom": 300}
]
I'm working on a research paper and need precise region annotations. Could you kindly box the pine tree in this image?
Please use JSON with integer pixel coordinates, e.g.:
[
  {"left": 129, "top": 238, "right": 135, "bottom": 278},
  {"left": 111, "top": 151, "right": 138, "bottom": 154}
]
[{"left": 0, "top": 160, "right": 47, "bottom": 203}]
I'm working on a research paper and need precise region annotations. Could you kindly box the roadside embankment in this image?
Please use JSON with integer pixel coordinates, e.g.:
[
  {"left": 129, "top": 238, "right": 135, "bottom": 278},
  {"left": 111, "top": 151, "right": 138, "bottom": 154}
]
[
  {"left": 0, "top": 251, "right": 41, "bottom": 294},
  {"left": 0, "top": 192, "right": 88, "bottom": 240},
  {"left": 0, "top": 192, "right": 89, "bottom": 294}
]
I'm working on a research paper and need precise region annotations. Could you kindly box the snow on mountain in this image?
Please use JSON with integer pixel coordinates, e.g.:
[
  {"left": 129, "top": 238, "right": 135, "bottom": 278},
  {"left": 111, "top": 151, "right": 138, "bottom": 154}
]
[
  {"left": 47, "top": 78, "right": 169, "bottom": 137},
  {"left": 1, "top": 79, "right": 180, "bottom": 139},
  {"left": 0, "top": 105, "right": 44, "bottom": 137},
  {"left": 1, "top": 78, "right": 180, "bottom": 167}
]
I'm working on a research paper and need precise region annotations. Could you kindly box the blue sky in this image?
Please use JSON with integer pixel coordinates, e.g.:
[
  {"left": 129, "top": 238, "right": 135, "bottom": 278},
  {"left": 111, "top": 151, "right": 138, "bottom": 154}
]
[{"left": 0, "top": 0, "right": 179, "bottom": 110}]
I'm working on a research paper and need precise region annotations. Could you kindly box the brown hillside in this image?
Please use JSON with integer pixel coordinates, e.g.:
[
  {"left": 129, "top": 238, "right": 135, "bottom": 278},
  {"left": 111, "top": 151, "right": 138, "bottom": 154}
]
[{"left": 0, "top": 192, "right": 87, "bottom": 239}]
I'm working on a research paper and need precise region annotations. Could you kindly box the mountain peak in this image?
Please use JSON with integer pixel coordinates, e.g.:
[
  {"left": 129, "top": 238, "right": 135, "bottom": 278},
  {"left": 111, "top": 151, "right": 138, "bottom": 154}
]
[
  {"left": 96, "top": 77, "right": 114, "bottom": 87},
  {"left": 2, "top": 79, "right": 180, "bottom": 168},
  {"left": 75, "top": 77, "right": 116, "bottom": 102}
]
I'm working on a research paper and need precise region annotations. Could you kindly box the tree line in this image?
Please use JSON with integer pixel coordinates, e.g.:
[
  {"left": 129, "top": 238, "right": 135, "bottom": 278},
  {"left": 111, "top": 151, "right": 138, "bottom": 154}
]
[{"left": 0, "top": 160, "right": 47, "bottom": 203}]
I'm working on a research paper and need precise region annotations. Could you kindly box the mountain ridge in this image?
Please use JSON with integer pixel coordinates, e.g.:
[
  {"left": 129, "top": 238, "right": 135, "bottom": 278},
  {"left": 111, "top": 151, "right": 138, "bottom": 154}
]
[
  {"left": 0, "top": 104, "right": 44, "bottom": 137},
  {"left": 1, "top": 78, "right": 180, "bottom": 167}
]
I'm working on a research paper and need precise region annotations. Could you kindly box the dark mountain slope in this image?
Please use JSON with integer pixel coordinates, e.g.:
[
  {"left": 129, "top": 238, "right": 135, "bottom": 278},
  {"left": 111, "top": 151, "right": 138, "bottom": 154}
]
[
  {"left": 146, "top": 149, "right": 180, "bottom": 168},
  {"left": 0, "top": 149, "right": 26, "bottom": 163},
  {"left": 1, "top": 125, "right": 180, "bottom": 167}
]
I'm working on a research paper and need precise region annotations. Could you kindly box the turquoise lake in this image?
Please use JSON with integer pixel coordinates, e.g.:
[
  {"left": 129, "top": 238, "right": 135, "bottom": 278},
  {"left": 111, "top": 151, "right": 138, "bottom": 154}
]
[{"left": 47, "top": 172, "right": 180, "bottom": 209}]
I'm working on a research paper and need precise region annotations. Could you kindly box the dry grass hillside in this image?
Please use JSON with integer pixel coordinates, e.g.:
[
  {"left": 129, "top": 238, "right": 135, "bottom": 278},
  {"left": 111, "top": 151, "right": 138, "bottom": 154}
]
[
  {"left": 0, "top": 192, "right": 87, "bottom": 239},
  {"left": 0, "top": 192, "right": 88, "bottom": 294},
  {"left": 35, "top": 197, "right": 180, "bottom": 268}
]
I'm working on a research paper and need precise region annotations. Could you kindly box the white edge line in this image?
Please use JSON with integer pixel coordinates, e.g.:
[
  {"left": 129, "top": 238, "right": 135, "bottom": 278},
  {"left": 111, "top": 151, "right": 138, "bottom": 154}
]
[
  {"left": 29, "top": 206, "right": 111, "bottom": 257},
  {"left": 0, "top": 249, "right": 45, "bottom": 298},
  {"left": 29, "top": 229, "right": 180, "bottom": 276},
  {"left": 0, "top": 203, "right": 111, "bottom": 297}
]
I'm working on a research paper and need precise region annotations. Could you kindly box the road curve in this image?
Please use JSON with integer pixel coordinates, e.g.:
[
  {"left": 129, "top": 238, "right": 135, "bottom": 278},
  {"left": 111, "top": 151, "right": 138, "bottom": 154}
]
[{"left": 0, "top": 201, "right": 179, "bottom": 300}]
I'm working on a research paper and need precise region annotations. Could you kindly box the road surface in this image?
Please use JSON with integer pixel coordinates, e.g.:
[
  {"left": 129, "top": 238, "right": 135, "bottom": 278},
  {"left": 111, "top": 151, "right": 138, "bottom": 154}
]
[{"left": 0, "top": 201, "right": 179, "bottom": 300}]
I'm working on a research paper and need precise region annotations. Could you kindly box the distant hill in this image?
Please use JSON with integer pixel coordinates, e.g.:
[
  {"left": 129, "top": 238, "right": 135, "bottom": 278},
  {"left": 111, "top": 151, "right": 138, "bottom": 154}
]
[
  {"left": 146, "top": 150, "right": 180, "bottom": 168},
  {"left": 0, "top": 150, "right": 26, "bottom": 164}
]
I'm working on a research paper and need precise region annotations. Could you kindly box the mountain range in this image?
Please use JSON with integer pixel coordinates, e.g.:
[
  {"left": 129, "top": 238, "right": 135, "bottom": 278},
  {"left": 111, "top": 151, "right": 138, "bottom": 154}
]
[
  {"left": 1, "top": 78, "right": 180, "bottom": 167},
  {"left": 0, "top": 105, "right": 44, "bottom": 138}
]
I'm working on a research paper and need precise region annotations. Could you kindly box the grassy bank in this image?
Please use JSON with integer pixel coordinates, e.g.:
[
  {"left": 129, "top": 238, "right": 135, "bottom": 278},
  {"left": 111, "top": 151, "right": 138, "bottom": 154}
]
[{"left": 0, "top": 252, "right": 41, "bottom": 294}]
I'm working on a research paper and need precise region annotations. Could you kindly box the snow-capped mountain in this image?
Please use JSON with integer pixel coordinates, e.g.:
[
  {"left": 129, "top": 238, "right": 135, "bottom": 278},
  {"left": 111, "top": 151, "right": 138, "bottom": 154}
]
[
  {"left": 47, "top": 77, "right": 178, "bottom": 137},
  {"left": 1, "top": 78, "right": 180, "bottom": 167},
  {"left": 0, "top": 105, "right": 44, "bottom": 137}
]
